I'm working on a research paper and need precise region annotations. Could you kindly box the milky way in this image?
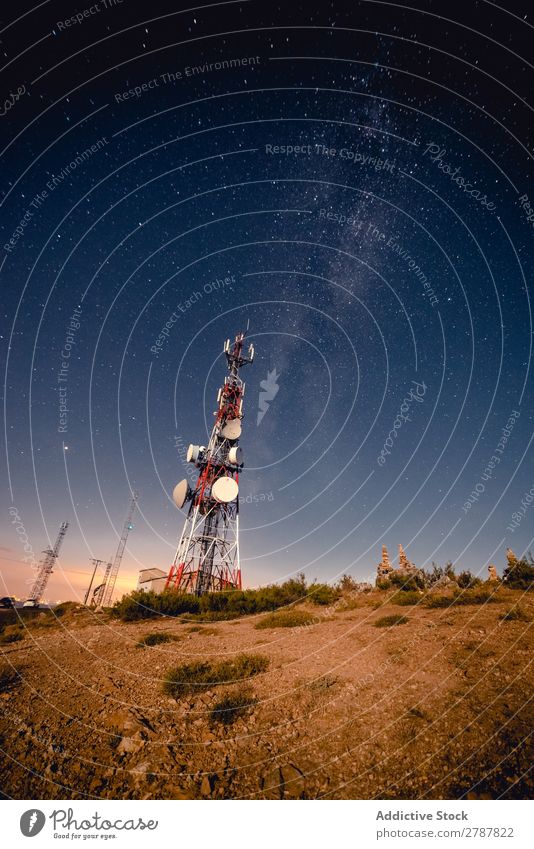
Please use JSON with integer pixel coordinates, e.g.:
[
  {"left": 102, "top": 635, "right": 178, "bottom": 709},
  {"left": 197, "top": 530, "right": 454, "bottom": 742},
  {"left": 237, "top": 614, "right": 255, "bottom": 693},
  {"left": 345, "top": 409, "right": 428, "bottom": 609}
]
[{"left": 1, "top": 0, "right": 533, "bottom": 601}]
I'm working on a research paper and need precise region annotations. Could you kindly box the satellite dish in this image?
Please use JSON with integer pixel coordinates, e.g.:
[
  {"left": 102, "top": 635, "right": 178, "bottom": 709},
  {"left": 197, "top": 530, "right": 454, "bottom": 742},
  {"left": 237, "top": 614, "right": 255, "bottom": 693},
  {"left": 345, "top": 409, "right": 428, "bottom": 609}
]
[
  {"left": 228, "top": 446, "right": 243, "bottom": 466},
  {"left": 221, "top": 418, "right": 241, "bottom": 440},
  {"left": 212, "top": 476, "right": 239, "bottom": 503},
  {"left": 186, "top": 444, "right": 204, "bottom": 464},
  {"left": 172, "top": 479, "right": 191, "bottom": 509}
]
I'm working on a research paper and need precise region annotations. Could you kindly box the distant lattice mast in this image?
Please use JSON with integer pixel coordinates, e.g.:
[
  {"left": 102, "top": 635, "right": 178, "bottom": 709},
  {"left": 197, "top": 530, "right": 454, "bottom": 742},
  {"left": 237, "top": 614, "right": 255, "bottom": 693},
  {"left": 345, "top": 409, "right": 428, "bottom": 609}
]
[
  {"left": 28, "top": 521, "right": 69, "bottom": 603},
  {"left": 166, "top": 329, "right": 254, "bottom": 595},
  {"left": 94, "top": 492, "right": 138, "bottom": 607}
]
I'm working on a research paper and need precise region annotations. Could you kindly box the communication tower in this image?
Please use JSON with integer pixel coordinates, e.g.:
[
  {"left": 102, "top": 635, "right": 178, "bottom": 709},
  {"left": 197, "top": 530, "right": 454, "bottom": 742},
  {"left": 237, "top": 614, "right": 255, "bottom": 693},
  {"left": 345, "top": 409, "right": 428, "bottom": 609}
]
[
  {"left": 28, "top": 521, "right": 69, "bottom": 604},
  {"left": 166, "top": 329, "right": 254, "bottom": 595},
  {"left": 92, "top": 492, "right": 138, "bottom": 607}
]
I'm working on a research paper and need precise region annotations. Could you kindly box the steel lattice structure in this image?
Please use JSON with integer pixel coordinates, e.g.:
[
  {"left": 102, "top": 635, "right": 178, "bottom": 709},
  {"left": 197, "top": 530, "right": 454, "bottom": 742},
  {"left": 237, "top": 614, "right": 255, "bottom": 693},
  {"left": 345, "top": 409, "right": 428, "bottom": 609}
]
[
  {"left": 28, "top": 521, "right": 69, "bottom": 604},
  {"left": 166, "top": 330, "right": 254, "bottom": 595},
  {"left": 92, "top": 492, "right": 138, "bottom": 607}
]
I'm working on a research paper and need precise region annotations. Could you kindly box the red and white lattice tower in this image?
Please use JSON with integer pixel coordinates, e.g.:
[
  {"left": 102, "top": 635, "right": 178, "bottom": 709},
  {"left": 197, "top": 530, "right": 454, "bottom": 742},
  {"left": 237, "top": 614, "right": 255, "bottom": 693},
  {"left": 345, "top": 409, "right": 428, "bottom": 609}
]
[{"left": 166, "top": 330, "right": 254, "bottom": 595}]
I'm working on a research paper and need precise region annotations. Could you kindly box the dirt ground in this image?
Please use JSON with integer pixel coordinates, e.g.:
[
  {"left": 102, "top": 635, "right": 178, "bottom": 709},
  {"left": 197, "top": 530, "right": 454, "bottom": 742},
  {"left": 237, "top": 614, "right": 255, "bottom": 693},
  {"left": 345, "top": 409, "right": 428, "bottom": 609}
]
[{"left": 0, "top": 591, "right": 532, "bottom": 800}]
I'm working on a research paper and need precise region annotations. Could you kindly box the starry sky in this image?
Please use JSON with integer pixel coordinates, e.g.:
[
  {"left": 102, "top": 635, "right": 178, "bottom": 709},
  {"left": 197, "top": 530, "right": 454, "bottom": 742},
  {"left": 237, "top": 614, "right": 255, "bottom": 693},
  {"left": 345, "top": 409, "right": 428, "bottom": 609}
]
[{"left": 1, "top": 0, "right": 533, "bottom": 602}]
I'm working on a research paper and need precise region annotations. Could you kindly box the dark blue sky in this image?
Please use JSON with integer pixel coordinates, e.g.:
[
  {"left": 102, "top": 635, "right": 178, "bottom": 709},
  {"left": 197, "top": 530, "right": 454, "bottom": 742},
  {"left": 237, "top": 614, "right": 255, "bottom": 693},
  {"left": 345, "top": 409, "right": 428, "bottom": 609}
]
[{"left": 1, "top": 0, "right": 532, "bottom": 601}]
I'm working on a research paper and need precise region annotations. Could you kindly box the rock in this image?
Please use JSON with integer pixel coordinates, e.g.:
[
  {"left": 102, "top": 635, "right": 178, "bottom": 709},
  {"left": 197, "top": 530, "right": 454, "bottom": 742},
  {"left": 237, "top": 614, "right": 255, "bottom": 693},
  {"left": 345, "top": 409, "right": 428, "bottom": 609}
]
[
  {"left": 200, "top": 773, "right": 218, "bottom": 796},
  {"left": 280, "top": 764, "right": 306, "bottom": 798},
  {"left": 261, "top": 767, "right": 283, "bottom": 799},
  {"left": 117, "top": 732, "right": 146, "bottom": 755}
]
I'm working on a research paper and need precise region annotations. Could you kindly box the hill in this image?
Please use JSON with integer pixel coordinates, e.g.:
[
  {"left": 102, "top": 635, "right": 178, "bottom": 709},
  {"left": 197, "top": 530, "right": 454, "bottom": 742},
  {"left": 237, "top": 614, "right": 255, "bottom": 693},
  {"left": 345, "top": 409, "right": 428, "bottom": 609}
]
[{"left": 0, "top": 587, "right": 532, "bottom": 799}]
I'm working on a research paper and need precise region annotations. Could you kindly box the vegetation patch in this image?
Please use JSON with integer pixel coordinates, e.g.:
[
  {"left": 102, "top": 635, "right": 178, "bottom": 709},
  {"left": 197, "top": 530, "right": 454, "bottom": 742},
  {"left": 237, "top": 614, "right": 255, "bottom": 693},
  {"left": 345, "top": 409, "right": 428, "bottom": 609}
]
[
  {"left": 137, "top": 632, "right": 179, "bottom": 647},
  {"left": 499, "top": 606, "right": 533, "bottom": 623},
  {"left": 210, "top": 688, "right": 256, "bottom": 725},
  {"left": 374, "top": 615, "right": 409, "bottom": 628},
  {"left": 163, "top": 653, "right": 269, "bottom": 699},
  {"left": 307, "top": 583, "right": 340, "bottom": 606},
  {"left": 0, "top": 631, "right": 24, "bottom": 645},
  {"left": 255, "top": 609, "right": 317, "bottom": 629},
  {"left": 113, "top": 576, "right": 309, "bottom": 622},
  {"left": 308, "top": 675, "right": 340, "bottom": 692},
  {"left": 391, "top": 591, "right": 422, "bottom": 607},
  {"left": 503, "top": 558, "right": 534, "bottom": 590},
  {"left": 0, "top": 665, "right": 21, "bottom": 692}
]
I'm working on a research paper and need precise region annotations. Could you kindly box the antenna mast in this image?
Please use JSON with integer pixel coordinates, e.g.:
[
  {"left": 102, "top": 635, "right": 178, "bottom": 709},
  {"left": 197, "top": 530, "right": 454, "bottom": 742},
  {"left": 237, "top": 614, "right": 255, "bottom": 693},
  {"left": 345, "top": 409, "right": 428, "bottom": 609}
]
[
  {"left": 93, "top": 492, "right": 139, "bottom": 607},
  {"left": 28, "top": 521, "right": 69, "bottom": 604},
  {"left": 166, "top": 329, "right": 254, "bottom": 595}
]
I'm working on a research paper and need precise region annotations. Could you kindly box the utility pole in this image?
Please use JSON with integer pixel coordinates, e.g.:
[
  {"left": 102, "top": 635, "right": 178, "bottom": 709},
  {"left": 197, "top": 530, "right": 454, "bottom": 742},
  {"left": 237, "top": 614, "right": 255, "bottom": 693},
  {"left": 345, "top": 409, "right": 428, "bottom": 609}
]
[{"left": 84, "top": 558, "right": 104, "bottom": 605}]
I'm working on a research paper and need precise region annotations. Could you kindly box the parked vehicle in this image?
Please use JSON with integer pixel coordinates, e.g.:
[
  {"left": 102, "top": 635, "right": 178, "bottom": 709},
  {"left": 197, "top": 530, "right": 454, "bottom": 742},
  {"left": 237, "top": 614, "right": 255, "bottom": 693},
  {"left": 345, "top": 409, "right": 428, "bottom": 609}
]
[
  {"left": 23, "top": 599, "right": 39, "bottom": 608},
  {"left": 0, "top": 596, "right": 15, "bottom": 608}
]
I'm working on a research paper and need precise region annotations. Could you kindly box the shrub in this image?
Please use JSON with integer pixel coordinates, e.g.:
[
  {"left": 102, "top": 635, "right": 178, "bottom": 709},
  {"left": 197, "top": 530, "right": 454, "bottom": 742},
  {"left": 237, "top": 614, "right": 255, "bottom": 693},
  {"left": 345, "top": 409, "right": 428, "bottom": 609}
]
[
  {"left": 389, "top": 571, "right": 425, "bottom": 591},
  {"left": 137, "top": 632, "right": 178, "bottom": 647},
  {"left": 458, "top": 586, "right": 501, "bottom": 605},
  {"left": 420, "top": 562, "right": 456, "bottom": 587},
  {"left": 374, "top": 615, "right": 409, "bottom": 628},
  {"left": 391, "top": 591, "right": 422, "bottom": 607},
  {"left": 337, "top": 575, "right": 359, "bottom": 592},
  {"left": 0, "top": 630, "right": 23, "bottom": 645},
  {"left": 307, "top": 583, "right": 340, "bottom": 606},
  {"left": 0, "top": 666, "right": 21, "bottom": 692},
  {"left": 113, "top": 576, "right": 310, "bottom": 622},
  {"left": 163, "top": 653, "right": 269, "bottom": 698},
  {"left": 112, "top": 590, "right": 200, "bottom": 621},
  {"left": 499, "top": 606, "right": 533, "bottom": 623},
  {"left": 503, "top": 558, "right": 534, "bottom": 590},
  {"left": 210, "top": 688, "right": 256, "bottom": 725},
  {"left": 52, "top": 601, "right": 80, "bottom": 617},
  {"left": 456, "top": 571, "right": 482, "bottom": 589},
  {"left": 255, "top": 610, "right": 317, "bottom": 629},
  {"left": 423, "top": 594, "right": 457, "bottom": 609}
]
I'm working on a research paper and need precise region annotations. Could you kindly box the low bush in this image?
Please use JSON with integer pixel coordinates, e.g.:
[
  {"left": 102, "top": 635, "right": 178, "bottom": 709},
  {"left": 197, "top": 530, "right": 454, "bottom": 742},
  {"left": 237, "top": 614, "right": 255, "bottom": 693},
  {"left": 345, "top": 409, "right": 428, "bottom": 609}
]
[
  {"left": 503, "top": 558, "right": 534, "bottom": 590},
  {"left": 112, "top": 590, "right": 201, "bottom": 621},
  {"left": 0, "top": 630, "right": 23, "bottom": 644},
  {"left": 255, "top": 609, "right": 317, "bottom": 629},
  {"left": 423, "top": 594, "right": 457, "bottom": 609},
  {"left": 307, "top": 583, "right": 340, "bottom": 606},
  {"left": 163, "top": 653, "right": 269, "bottom": 699},
  {"left": 52, "top": 601, "right": 80, "bottom": 617},
  {"left": 499, "top": 606, "right": 533, "bottom": 623},
  {"left": 137, "top": 632, "right": 178, "bottom": 647},
  {"left": 113, "top": 575, "right": 309, "bottom": 622},
  {"left": 210, "top": 688, "right": 256, "bottom": 725},
  {"left": 391, "top": 591, "right": 422, "bottom": 607},
  {"left": 388, "top": 571, "right": 425, "bottom": 591},
  {"left": 456, "top": 586, "right": 501, "bottom": 605},
  {"left": 0, "top": 666, "right": 21, "bottom": 692},
  {"left": 374, "top": 615, "right": 409, "bottom": 628},
  {"left": 456, "top": 571, "right": 482, "bottom": 589},
  {"left": 424, "top": 586, "right": 502, "bottom": 608}
]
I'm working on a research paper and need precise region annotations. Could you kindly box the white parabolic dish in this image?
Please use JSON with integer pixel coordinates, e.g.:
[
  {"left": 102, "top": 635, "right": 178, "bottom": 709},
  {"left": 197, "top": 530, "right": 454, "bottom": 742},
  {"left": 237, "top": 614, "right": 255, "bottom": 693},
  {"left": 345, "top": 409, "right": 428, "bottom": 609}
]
[
  {"left": 212, "top": 476, "right": 239, "bottom": 503},
  {"left": 221, "top": 418, "right": 241, "bottom": 440},
  {"left": 172, "top": 479, "right": 190, "bottom": 509},
  {"left": 228, "top": 446, "right": 243, "bottom": 466}
]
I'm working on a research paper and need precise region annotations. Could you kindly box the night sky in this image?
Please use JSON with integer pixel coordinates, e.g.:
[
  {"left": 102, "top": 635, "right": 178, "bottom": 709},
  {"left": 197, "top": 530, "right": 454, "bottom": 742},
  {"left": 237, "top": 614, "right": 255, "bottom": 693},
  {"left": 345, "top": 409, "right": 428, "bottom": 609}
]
[{"left": 1, "top": 0, "right": 533, "bottom": 602}]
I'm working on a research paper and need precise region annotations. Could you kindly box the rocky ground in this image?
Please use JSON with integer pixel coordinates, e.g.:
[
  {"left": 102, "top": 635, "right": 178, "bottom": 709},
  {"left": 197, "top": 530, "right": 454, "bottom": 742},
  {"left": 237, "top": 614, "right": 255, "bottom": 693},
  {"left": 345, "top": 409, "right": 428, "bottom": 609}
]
[{"left": 0, "top": 589, "right": 532, "bottom": 799}]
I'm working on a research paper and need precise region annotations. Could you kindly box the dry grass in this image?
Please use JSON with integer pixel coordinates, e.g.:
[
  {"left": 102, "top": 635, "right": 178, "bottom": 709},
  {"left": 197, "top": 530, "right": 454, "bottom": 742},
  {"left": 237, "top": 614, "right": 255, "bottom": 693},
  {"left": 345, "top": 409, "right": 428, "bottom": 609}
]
[
  {"left": 499, "top": 606, "right": 533, "bottom": 623},
  {"left": 0, "top": 665, "right": 21, "bottom": 692},
  {"left": 374, "top": 614, "right": 409, "bottom": 628},
  {"left": 254, "top": 609, "right": 317, "bottom": 629},
  {"left": 137, "top": 632, "right": 179, "bottom": 647},
  {"left": 210, "top": 687, "right": 256, "bottom": 725},
  {"left": 163, "top": 653, "right": 269, "bottom": 699}
]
